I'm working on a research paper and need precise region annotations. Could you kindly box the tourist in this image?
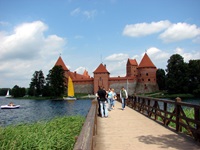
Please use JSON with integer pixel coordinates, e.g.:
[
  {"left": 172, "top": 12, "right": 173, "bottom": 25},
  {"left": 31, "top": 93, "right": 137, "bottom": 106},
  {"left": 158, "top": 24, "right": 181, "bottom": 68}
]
[
  {"left": 111, "top": 88, "right": 117, "bottom": 109},
  {"left": 8, "top": 102, "right": 14, "bottom": 106},
  {"left": 96, "top": 91, "right": 101, "bottom": 117},
  {"left": 97, "top": 86, "right": 108, "bottom": 118},
  {"left": 107, "top": 88, "right": 113, "bottom": 111},
  {"left": 120, "top": 86, "right": 128, "bottom": 110}
]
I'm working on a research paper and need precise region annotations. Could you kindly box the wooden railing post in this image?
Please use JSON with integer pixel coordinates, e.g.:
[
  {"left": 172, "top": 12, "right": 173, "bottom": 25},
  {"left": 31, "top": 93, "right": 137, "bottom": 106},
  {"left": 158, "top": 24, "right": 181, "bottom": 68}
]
[
  {"left": 175, "top": 97, "right": 182, "bottom": 132},
  {"left": 194, "top": 107, "right": 200, "bottom": 141},
  {"left": 133, "top": 94, "right": 137, "bottom": 110},
  {"left": 164, "top": 102, "right": 167, "bottom": 126}
]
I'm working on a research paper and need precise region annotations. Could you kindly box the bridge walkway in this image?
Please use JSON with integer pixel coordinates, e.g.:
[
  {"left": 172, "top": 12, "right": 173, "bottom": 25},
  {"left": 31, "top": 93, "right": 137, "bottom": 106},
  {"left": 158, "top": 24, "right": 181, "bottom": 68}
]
[{"left": 94, "top": 101, "right": 200, "bottom": 150}]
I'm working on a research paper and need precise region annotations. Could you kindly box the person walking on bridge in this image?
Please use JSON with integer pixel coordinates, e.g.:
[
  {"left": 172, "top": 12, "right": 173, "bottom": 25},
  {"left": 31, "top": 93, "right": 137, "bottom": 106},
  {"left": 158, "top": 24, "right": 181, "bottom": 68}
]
[
  {"left": 120, "top": 86, "right": 128, "bottom": 110},
  {"left": 97, "top": 86, "right": 108, "bottom": 118}
]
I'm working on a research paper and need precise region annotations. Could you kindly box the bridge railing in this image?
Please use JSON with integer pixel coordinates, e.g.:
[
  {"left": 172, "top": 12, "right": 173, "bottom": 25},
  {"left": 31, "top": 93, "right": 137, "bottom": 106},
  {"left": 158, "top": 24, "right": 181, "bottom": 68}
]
[
  {"left": 73, "top": 99, "right": 98, "bottom": 150},
  {"left": 120, "top": 95, "right": 200, "bottom": 141}
]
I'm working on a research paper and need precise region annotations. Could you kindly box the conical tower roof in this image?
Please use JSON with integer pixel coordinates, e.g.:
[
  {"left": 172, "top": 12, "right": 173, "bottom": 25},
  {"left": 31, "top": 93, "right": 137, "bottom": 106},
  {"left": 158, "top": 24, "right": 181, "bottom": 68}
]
[
  {"left": 55, "top": 56, "right": 69, "bottom": 71},
  {"left": 138, "top": 53, "right": 156, "bottom": 68},
  {"left": 93, "top": 63, "right": 110, "bottom": 74}
]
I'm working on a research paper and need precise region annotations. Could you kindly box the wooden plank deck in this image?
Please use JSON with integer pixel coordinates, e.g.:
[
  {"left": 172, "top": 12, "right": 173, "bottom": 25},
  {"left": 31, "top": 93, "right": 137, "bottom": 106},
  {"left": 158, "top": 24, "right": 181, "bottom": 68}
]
[{"left": 94, "top": 101, "right": 200, "bottom": 150}]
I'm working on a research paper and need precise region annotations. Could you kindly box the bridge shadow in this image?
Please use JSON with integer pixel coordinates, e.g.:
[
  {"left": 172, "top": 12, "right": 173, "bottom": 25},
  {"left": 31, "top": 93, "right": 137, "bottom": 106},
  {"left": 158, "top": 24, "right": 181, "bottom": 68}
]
[{"left": 136, "top": 134, "right": 199, "bottom": 150}]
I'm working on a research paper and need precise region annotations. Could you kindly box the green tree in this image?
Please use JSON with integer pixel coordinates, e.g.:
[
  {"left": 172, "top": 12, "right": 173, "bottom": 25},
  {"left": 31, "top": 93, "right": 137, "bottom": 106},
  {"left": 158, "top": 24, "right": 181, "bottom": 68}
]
[
  {"left": 29, "top": 70, "right": 45, "bottom": 96},
  {"left": 165, "top": 54, "right": 189, "bottom": 94},
  {"left": 0, "top": 88, "right": 10, "bottom": 96},
  {"left": 188, "top": 60, "right": 200, "bottom": 97},
  {"left": 42, "top": 84, "right": 53, "bottom": 97},
  {"left": 156, "top": 68, "right": 166, "bottom": 90},
  {"left": 12, "top": 85, "right": 26, "bottom": 97},
  {"left": 46, "top": 65, "right": 66, "bottom": 97}
]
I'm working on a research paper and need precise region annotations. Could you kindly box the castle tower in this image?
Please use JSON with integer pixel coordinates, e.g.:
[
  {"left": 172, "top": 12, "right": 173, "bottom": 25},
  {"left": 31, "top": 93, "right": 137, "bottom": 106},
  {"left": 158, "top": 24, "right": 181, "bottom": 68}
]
[
  {"left": 93, "top": 64, "right": 110, "bottom": 93},
  {"left": 126, "top": 58, "right": 138, "bottom": 77},
  {"left": 136, "top": 53, "right": 158, "bottom": 93},
  {"left": 54, "top": 56, "right": 70, "bottom": 81}
]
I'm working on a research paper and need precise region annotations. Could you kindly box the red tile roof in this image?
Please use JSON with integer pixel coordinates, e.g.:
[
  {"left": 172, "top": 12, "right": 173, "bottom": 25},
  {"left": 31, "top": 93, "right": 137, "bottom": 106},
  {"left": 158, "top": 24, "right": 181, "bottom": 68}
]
[
  {"left": 83, "top": 70, "right": 90, "bottom": 78},
  {"left": 93, "top": 63, "right": 110, "bottom": 74},
  {"left": 128, "top": 58, "right": 138, "bottom": 66},
  {"left": 138, "top": 53, "right": 156, "bottom": 68},
  {"left": 69, "top": 71, "right": 90, "bottom": 80},
  {"left": 55, "top": 56, "right": 69, "bottom": 71}
]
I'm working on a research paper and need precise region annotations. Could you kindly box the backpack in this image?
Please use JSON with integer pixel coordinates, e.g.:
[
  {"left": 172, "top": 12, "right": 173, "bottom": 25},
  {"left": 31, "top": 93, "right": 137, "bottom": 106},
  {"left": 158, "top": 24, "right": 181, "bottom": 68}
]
[{"left": 121, "top": 90, "right": 126, "bottom": 98}]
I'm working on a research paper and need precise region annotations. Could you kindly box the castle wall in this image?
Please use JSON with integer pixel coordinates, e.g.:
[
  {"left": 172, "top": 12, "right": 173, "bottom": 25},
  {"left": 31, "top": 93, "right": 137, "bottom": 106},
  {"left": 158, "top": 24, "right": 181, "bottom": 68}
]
[
  {"left": 109, "top": 78, "right": 137, "bottom": 95},
  {"left": 74, "top": 83, "right": 94, "bottom": 94},
  {"left": 74, "top": 80, "right": 94, "bottom": 94},
  {"left": 135, "top": 82, "right": 159, "bottom": 94}
]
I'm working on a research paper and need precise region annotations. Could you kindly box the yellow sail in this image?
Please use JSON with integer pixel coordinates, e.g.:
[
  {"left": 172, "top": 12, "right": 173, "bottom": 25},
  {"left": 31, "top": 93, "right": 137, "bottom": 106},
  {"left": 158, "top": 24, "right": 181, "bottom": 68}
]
[{"left": 68, "top": 76, "right": 74, "bottom": 97}]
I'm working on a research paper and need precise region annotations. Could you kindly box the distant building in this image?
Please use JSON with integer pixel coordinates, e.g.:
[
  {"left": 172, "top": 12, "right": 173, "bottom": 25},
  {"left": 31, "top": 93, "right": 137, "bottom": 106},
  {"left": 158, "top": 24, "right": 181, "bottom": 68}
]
[{"left": 54, "top": 53, "right": 158, "bottom": 95}]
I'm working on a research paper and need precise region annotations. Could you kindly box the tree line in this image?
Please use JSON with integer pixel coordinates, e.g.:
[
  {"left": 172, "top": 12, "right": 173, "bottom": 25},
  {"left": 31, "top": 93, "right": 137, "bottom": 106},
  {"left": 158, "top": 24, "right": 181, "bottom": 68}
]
[
  {"left": 156, "top": 54, "right": 200, "bottom": 97},
  {"left": 0, "top": 66, "right": 66, "bottom": 98}
]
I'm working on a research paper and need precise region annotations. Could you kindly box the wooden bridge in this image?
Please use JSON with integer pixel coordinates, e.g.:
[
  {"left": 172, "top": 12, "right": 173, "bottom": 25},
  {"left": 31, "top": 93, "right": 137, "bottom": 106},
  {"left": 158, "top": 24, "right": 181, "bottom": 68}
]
[{"left": 74, "top": 96, "right": 200, "bottom": 150}]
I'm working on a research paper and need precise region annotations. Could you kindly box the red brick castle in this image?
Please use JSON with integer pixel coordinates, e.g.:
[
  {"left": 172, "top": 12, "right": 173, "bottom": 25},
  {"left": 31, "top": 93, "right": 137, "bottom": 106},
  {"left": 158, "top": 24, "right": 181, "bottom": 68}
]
[{"left": 54, "top": 53, "right": 158, "bottom": 95}]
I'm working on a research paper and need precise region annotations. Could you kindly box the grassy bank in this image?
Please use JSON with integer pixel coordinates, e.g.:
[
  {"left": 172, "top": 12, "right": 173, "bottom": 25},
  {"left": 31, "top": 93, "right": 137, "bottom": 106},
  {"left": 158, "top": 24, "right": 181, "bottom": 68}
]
[
  {"left": 15, "top": 93, "right": 91, "bottom": 100},
  {"left": 138, "top": 91, "right": 195, "bottom": 99},
  {"left": 158, "top": 108, "right": 195, "bottom": 135},
  {"left": 0, "top": 116, "right": 85, "bottom": 150}
]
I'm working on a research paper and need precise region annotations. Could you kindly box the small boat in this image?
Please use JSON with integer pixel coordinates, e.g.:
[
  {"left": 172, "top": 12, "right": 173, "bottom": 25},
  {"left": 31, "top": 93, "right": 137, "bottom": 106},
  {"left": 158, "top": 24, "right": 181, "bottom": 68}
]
[
  {"left": 63, "top": 96, "right": 77, "bottom": 100},
  {"left": 1, "top": 105, "right": 20, "bottom": 109},
  {"left": 63, "top": 76, "right": 77, "bottom": 100},
  {"left": 5, "top": 90, "right": 12, "bottom": 98}
]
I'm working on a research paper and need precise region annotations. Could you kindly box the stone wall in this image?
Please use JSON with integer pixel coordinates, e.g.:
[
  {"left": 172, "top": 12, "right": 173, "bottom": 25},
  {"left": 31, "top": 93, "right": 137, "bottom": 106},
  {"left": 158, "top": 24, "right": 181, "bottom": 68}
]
[
  {"left": 74, "top": 84, "right": 94, "bottom": 94},
  {"left": 109, "top": 81, "right": 137, "bottom": 95},
  {"left": 73, "top": 79, "right": 158, "bottom": 95},
  {"left": 135, "top": 82, "right": 159, "bottom": 94}
]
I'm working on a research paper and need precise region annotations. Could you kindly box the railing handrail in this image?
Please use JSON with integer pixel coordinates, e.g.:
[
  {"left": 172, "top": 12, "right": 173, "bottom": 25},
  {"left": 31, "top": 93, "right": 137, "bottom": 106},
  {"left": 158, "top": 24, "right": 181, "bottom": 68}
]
[
  {"left": 73, "top": 99, "right": 98, "bottom": 150},
  {"left": 138, "top": 95, "right": 200, "bottom": 107},
  {"left": 123, "top": 95, "right": 200, "bottom": 141}
]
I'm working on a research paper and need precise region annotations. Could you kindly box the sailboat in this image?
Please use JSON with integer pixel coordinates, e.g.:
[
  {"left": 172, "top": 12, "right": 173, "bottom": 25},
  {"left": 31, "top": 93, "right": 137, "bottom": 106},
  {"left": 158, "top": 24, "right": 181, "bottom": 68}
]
[
  {"left": 63, "top": 76, "right": 77, "bottom": 100},
  {"left": 5, "top": 90, "right": 12, "bottom": 98}
]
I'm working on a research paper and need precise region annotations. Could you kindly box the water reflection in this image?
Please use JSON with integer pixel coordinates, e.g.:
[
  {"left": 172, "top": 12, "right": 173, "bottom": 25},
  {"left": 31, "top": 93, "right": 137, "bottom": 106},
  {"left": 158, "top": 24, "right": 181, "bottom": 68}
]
[{"left": 0, "top": 97, "right": 91, "bottom": 127}]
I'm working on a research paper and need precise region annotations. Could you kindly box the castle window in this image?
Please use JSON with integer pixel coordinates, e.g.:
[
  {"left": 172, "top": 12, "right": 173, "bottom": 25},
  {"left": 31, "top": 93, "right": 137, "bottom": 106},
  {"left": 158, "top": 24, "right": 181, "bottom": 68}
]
[
  {"left": 142, "top": 79, "right": 144, "bottom": 81},
  {"left": 148, "top": 79, "right": 150, "bottom": 81},
  {"left": 146, "top": 73, "right": 148, "bottom": 76}
]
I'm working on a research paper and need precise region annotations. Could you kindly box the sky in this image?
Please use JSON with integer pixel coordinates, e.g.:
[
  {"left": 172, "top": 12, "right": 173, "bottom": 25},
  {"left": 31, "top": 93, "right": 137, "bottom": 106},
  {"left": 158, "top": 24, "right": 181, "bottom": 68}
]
[{"left": 0, "top": 0, "right": 200, "bottom": 88}]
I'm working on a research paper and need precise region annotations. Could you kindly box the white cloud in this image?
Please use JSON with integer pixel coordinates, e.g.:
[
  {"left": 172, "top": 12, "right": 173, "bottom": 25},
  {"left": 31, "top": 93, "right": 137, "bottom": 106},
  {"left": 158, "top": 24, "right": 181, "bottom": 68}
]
[
  {"left": 0, "top": 21, "right": 66, "bottom": 88},
  {"left": 174, "top": 47, "right": 200, "bottom": 62},
  {"left": 159, "top": 23, "right": 200, "bottom": 43},
  {"left": 75, "top": 66, "right": 86, "bottom": 74},
  {"left": 104, "top": 53, "right": 129, "bottom": 77},
  {"left": 122, "top": 20, "right": 171, "bottom": 37},
  {"left": 147, "top": 47, "right": 170, "bottom": 60},
  {"left": 105, "top": 53, "right": 129, "bottom": 61},
  {"left": 123, "top": 21, "right": 200, "bottom": 43}
]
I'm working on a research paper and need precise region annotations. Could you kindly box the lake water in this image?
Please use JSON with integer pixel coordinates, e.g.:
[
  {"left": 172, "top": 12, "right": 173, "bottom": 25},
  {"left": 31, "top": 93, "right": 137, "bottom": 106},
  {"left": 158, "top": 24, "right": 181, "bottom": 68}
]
[{"left": 0, "top": 96, "right": 92, "bottom": 127}]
